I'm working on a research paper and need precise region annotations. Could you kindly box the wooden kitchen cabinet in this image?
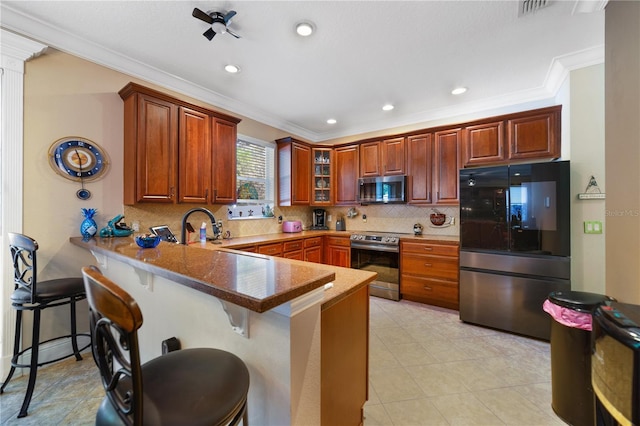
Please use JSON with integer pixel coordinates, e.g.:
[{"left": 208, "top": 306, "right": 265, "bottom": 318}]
[
  {"left": 406, "top": 133, "right": 433, "bottom": 204},
  {"left": 210, "top": 118, "right": 238, "bottom": 203},
  {"left": 462, "top": 121, "right": 505, "bottom": 167},
  {"left": 178, "top": 107, "right": 211, "bottom": 203},
  {"left": 400, "top": 241, "right": 459, "bottom": 310},
  {"left": 325, "top": 235, "right": 351, "bottom": 268},
  {"left": 119, "top": 82, "right": 240, "bottom": 205},
  {"left": 433, "top": 129, "right": 461, "bottom": 205},
  {"left": 276, "top": 137, "right": 311, "bottom": 206},
  {"left": 359, "top": 137, "right": 405, "bottom": 177},
  {"left": 334, "top": 145, "right": 359, "bottom": 205},
  {"left": 257, "top": 241, "right": 283, "bottom": 257},
  {"left": 122, "top": 91, "right": 178, "bottom": 204},
  {"left": 406, "top": 130, "right": 459, "bottom": 206},
  {"left": 507, "top": 106, "right": 561, "bottom": 161},
  {"left": 282, "top": 239, "right": 304, "bottom": 260},
  {"left": 461, "top": 106, "right": 561, "bottom": 167},
  {"left": 312, "top": 148, "right": 333, "bottom": 206},
  {"left": 304, "top": 237, "right": 323, "bottom": 263}
]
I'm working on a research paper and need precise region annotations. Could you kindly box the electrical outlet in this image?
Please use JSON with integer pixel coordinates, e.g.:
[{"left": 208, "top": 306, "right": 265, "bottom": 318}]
[
  {"left": 327, "top": 214, "right": 332, "bottom": 222},
  {"left": 584, "top": 221, "right": 603, "bottom": 234}
]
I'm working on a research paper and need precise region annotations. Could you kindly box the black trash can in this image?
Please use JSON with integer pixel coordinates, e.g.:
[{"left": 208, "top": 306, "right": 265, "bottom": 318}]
[{"left": 544, "top": 291, "right": 614, "bottom": 426}]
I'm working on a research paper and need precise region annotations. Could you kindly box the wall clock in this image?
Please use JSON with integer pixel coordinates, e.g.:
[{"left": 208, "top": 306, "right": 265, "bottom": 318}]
[{"left": 48, "top": 137, "right": 110, "bottom": 200}]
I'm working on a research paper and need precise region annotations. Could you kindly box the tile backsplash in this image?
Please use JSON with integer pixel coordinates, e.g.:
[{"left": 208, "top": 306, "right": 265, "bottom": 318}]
[{"left": 123, "top": 203, "right": 459, "bottom": 240}]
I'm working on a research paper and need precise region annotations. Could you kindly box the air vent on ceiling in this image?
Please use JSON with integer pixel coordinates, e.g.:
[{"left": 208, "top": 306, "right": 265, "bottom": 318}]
[{"left": 518, "top": 0, "right": 552, "bottom": 16}]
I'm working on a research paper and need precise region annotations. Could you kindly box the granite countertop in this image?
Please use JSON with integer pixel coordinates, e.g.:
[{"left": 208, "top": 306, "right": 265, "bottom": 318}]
[{"left": 71, "top": 236, "right": 377, "bottom": 313}]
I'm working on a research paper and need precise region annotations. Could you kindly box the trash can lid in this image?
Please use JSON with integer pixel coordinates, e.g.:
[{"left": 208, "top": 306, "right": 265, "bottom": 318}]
[{"left": 548, "top": 290, "right": 615, "bottom": 313}]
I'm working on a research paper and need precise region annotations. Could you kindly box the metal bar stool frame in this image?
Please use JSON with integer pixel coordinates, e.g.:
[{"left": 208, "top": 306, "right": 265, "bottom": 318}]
[{"left": 0, "top": 232, "right": 91, "bottom": 418}]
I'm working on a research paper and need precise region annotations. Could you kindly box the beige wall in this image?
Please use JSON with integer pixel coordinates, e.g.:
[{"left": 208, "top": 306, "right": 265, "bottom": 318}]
[
  {"left": 570, "top": 64, "right": 606, "bottom": 293},
  {"left": 605, "top": 0, "right": 640, "bottom": 303}
]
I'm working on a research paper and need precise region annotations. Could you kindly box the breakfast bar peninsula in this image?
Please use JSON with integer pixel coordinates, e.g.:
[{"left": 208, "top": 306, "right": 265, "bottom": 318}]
[{"left": 71, "top": 236, "right": 376, "bottom": 426}]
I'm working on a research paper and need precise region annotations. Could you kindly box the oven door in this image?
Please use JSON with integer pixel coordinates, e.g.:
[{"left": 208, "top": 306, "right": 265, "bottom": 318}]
[{"left": 351, "top": 244, "right": 400, "bottom": 301}]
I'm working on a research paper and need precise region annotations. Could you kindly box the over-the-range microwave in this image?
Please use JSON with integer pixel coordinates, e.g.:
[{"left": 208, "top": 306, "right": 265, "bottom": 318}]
[{"left": 357, "top": 175, "right": 407, "bottom": 204}]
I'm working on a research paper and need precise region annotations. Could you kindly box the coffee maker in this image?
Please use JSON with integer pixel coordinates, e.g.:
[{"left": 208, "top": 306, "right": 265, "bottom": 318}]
[{"left": 311, "top": 209, "right": 328, "bottom": 230}]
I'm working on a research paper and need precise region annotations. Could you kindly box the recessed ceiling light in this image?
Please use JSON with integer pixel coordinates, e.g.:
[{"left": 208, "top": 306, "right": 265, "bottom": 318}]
[
  {"left": 224, "top": 64, "right": 240, "bottom": 74},
  {"left": 295, "top": 22, "right": 315, "bottom": 37},
  {"left": 327, "top": 118, "right": 337, "bottom": 124},
  {"left": 451, "top": 87, "right": 467, "bottom": 95},
  {"left": 382, "top": 104, "right": 394, "bottom": 111}
]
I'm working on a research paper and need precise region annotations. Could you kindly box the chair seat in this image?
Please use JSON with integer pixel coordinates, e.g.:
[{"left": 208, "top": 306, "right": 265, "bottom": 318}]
[
  {"left": 10, "top": 277, "right": 85, "bottom": 304},
  {"left": 97, "top": 348, "right": 250, "bottom": 426}
]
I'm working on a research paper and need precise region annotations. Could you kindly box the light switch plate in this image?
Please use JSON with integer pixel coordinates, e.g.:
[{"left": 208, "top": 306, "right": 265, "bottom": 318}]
[{"left": 584, "top": 221, "right": 603, "bottom": 234}]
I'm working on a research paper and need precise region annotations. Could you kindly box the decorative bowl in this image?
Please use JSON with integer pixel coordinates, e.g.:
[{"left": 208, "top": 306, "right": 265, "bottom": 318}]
[
  {"left": 430, "top": 213, "right": 446, "bottom": 226},
  {"left": 135, "top": 234, "right": 161, "bottom": 249}
]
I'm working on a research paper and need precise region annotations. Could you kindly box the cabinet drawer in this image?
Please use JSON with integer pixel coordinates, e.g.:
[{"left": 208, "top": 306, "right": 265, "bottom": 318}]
[
  {"left": 325, "top": 236, "right": 350, "bottom": 247},
  {"left": 304, "top": 236, "right": 323, "bottom": 248},
  {"left": 401, "top": 254, "right": 458, "bottom": 280},
  {"left": 230, "top": 244, "right": 256, "bottom": 252},
  {"left": 283, "top": 250, "right": 303, "bottom": 260},
  {"left": 401, "top": 275, "right": 459, "bottom": 310},
  {"left": 258, "top": 242, "right": 283, "bottom": 256},
  {"left": 401, "top": 242, "right": 458, "bottom": 257},
  {"left": 283, "top": 239, "right": 303, "bottom": 252}
]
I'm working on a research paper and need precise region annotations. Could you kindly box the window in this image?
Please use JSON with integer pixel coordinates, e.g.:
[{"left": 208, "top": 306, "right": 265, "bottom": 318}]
[{"left": 229, "top": 135, "right": 275, "bottom": 219}]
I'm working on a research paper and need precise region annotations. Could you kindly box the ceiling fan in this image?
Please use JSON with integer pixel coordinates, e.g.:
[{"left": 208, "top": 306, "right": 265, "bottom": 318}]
[{"left": 192, "top": 8, "right": 241, "bottom": 40}]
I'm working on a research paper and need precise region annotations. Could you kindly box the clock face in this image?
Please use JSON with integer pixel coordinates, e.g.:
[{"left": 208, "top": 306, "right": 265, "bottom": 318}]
[{"left": 48, "top": 137, "right": 109, "bottom": 182}]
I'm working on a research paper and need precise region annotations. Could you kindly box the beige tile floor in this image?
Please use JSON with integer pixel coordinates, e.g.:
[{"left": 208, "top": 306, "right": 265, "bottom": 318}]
[{"left": 0, "top": 296, "right": 563, "bottom": 425}]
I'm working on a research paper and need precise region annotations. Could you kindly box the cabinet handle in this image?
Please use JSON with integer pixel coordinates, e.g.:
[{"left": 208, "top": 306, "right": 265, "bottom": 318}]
[
  {"left": 423, "top": 247, "right": 433, "bottom": 251},
  {"left": 424, "top": 263, "right": 432, "bottom": 267},
  {"left": 205, "top": 188, "right": 209, "bottom": 198},
  {"left": 170, "top": 187, "right": 175, "bottom": 197},
  {"left": 423, "top": 286, "right": 433, "bottom": 291}
]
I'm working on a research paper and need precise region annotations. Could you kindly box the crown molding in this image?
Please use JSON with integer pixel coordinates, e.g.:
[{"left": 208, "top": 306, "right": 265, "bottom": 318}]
[{"left": 0, "top": 4, "right": 605, "bottom": 143}]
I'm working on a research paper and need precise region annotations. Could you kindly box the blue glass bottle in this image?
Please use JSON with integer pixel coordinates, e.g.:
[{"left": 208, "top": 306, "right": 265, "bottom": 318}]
[{"left": 80, "top": 208, "right": 98, "bottom": 241}]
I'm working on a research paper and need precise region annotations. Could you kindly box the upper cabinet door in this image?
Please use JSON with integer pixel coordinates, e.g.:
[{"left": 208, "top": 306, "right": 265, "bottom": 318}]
[
  {"left": 359, "top": 142, "right": 381, "bottom": 177},
  {"left": 211, "top": 118, "right": 237, "bottom": 204},
  {"left": 178, "top": 107, "right": 211, "bottom": 204},
  {"left": 277, "top": 138, "right": 311, "bottom": 206},
  {"left": 311, "top": 148, "right": 333, "bottom": 206},
  {"left": 462, "top": 121, "right": 505, "bottom": 167},
  {"left": 381, "top": 137, "right": 406, "bottom": 175},
  {"left": 433, "top": 129, "right": 460, "bottom": 205},
  {"left": 407, "top": 133, "right": 433, "bottom": 204},
  {"left": 133, "top": 93, "right": 178, "bottom": 204},
  {"left": 335, "top": 145, "right": 359, "bottom": 205},
  {"left": 508, "top": 108, "right": 560, "bottom": 161}
]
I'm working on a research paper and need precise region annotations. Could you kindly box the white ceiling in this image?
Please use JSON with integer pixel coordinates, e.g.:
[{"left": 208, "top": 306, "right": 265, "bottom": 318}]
[{"left": 1, "top": 1, "right": 605, "bottom": 142}]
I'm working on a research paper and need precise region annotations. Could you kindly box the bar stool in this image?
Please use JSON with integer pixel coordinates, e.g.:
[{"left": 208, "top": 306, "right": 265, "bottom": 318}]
[
  {"left": 81, "top": 265, "right": 250, "bottom": 425},
  {"left": 1, "top": 232, "right": 90, "bottom": 418}
]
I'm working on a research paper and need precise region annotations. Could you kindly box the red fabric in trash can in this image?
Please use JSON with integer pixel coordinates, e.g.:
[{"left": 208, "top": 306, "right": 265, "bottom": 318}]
[{"left": 543, "top": 299, "right": 593, "bottom": 331}]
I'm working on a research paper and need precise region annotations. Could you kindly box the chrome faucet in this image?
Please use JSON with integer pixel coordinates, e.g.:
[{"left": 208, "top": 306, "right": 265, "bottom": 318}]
[{"left": 180, "top": 207, "right": 220, "bottom": 245}]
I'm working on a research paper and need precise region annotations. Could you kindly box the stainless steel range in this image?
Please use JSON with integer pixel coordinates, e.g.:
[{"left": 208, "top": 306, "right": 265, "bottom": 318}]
[{"left": 350, "top": 231, "right": 402, "bottom": 301}]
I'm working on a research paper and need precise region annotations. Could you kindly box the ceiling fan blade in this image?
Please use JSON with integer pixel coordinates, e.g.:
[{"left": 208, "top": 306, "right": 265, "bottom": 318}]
[
  {"left": 203, "top": 28, "right": 216, "bottom": 40},
  {"left": 223, "top": 10, "right": 237, "bottom": 23},
  {"left": 192, "top": 8, "right": 213, "bottom": 24},
  {"left": 226, "top": 28, "right": 241, "bottom": 39}
]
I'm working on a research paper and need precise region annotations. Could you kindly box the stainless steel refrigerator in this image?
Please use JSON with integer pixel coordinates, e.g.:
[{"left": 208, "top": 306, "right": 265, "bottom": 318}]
[{"left": 459, "top": 161, "right": 570, "bottom": 340}]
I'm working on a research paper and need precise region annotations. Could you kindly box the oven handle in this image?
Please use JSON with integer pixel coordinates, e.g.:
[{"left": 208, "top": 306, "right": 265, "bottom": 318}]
[{"left": 350, "top": 242, "right": 399, "bottom": 253}]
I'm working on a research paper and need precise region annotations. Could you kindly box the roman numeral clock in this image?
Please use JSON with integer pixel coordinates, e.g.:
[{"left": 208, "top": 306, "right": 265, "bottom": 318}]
[{"left": 48, "top": 137, "right": 110, "bottom": 200}]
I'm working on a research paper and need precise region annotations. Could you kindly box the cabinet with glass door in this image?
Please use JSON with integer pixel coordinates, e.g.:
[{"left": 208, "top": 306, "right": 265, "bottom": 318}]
[{"left": 312, "top": 148, "right": 332, "bottom": 205}]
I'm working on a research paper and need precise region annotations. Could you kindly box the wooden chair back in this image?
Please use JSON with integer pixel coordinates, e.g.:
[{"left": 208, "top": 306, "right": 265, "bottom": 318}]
[{"left": 81, "top": 265, "right": 144, "bottom": 426}]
